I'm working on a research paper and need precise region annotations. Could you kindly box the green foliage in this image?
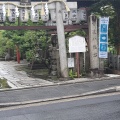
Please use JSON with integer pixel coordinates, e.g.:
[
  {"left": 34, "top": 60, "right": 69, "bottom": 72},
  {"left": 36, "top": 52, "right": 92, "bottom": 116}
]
[
  {"left": 69, "top": 69, "right": 77, "bottom": 79},
  {"left": 25, "top": 50, "right": 35, "bottom": 61},
  {"left": 0, "top": 19, "right": 49, "bottom": 61},
  {"left": 0, "top": 31, "right": 10, "bottom": 57},
  {"left": 91, "top": 0, "right": 120, "bottom": 47},
  {"left": 21, "top": 29, "right": 48, "bottom": 61},
  {"left": 69, "top": 69, "right": 87, "bottom": 78},
  {"left": 6, "top": 40, "right": 14, "bottom": 49},
  {"left": 65, "top": 30, "right": 86, "bottom": 39},
  {"left": 0, "top": 78, "right": 10, "bottom": 89}
]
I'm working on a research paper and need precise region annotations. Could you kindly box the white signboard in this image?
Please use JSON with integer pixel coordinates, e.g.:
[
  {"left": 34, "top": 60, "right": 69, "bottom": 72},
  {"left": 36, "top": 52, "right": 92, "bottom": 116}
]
[
  {"left": 69, "top": 36, "right": 86, "bottom": 53},
  {"left": 99, "top": 17, "right": 109, "bottom": 58},
  {"left": 68, "top": 58, "right": 74, "bottom": 68}
]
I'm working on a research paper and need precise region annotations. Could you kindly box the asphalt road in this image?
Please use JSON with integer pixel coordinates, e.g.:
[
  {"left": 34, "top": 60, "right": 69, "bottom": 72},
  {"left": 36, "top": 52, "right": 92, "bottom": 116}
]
[
  {"left": 1, "top": 78, "right": 120, "bottom": 103},
  {"left": 0, "top": 92, "right": 120, "bottom": 120}
]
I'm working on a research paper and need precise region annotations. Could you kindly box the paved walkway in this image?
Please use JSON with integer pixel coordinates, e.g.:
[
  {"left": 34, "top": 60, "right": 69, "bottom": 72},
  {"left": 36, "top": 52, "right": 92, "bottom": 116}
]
[
  {"left": 0, "top": 61, "right": 53, "bottom": 88},
  {"left": 0, "top": 60, "right": 120, "bottom": 89}
]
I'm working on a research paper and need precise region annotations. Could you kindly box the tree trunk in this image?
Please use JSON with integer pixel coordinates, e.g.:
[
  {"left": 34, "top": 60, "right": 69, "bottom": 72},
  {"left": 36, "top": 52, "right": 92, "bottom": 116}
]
[
  {"left": 116, "top": 43, "right": 120, "bottom": 55},
  {"left": 115, "top": 8, "right": 120, "bottom": 55}
]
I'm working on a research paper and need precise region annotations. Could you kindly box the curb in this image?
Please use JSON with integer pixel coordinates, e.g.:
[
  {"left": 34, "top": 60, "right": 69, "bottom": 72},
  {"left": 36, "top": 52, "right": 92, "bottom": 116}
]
[
  {"left": 0, "top": 76, "right": 120, "bottom": 92},
  {"left": 0, "top": 86, "right": 120, "bottom": 108}
]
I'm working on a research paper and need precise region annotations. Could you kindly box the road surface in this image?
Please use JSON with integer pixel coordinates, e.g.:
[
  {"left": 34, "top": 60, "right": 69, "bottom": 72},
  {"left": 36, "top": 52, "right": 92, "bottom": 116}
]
[
  {"left": 0, "top": 92, "right": 120, "bottom": 120},
  {"left": 1, "top": 78, "right": 120, "bottom": 104}
]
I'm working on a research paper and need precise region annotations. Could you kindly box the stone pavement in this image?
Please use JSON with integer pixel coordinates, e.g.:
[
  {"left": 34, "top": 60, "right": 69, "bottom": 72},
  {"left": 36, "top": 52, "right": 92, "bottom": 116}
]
[
  {"left": 1, "top": 60, "right": 120, "bottom": 89},
  {"left": 0, "top": 61, "right": 53, "bottom": 89},
  {"left": 0, "top": 60, "right": 120, "bottom": 89}
]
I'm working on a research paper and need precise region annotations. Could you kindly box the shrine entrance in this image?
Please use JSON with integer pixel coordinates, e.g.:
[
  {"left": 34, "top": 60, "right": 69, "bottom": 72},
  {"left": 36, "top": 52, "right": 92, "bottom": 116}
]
[
  {"left": 0, "top": 24, "right": 87, "bottom": 78},
  {"left": 0, "top": 0, "right": 88, "bottom": 78}
]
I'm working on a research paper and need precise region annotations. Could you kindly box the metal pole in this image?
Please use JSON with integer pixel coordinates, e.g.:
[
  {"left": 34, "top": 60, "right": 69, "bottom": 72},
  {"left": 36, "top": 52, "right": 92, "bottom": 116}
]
[
  {"left": 56, "top": 2, "right": 68, "bottom": 78},
  {"left": 84, "top": 52, "right": 86, "bottom": 71},
  {"left": 76, "top": 52, "right": 80, "bottom": 78}
]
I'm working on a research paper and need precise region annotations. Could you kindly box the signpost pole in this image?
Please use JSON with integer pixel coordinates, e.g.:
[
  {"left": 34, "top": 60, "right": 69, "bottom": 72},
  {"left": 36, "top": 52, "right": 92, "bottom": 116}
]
[
  {"left": 76, "top": 52, "right": 80, "bottom": 78},
  {"left": 84, "top": 52, "right": 86, "bottom": 71}
]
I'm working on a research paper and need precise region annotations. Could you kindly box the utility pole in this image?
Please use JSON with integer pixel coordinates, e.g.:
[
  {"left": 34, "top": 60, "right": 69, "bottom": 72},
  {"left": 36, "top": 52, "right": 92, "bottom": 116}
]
[{"left": 56, "top": 1, "right": 68, "bottom": 78}]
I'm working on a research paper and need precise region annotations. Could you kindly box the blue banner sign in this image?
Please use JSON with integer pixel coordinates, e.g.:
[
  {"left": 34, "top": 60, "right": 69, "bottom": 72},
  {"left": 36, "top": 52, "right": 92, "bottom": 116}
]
[
  {"left": 100, "top": 24, "right": 108, "bottom": 33},
  {"left": 100, "top": 43, "right": 107, "bottom": 52},
  {"left": 100, "top": 34, "right": 107, "bottom": 42},
  {"left": 99, "top": 17, "right": 109, "bottom": 58}
]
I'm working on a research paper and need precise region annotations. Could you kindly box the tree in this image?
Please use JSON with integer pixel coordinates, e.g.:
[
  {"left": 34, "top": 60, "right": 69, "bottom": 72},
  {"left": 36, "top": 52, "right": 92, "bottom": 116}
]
[
  {"left": 91, "top": 0, "right": 120, "bottom": 54},
  {"left": 0, "top": 19, "right": 49, "bottom": 61},
  {"left": 0, "top": 31, "right": 8, "bottom": 57}
]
